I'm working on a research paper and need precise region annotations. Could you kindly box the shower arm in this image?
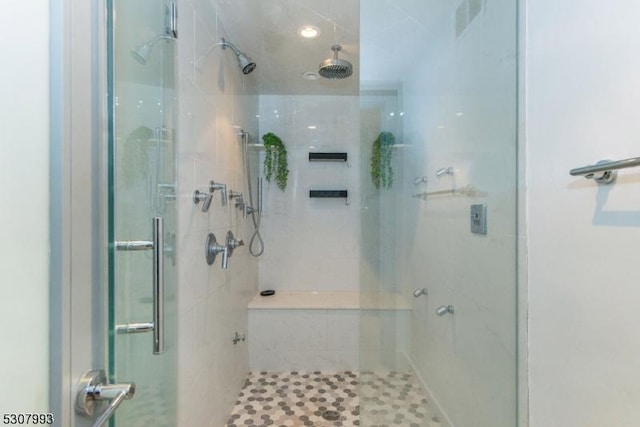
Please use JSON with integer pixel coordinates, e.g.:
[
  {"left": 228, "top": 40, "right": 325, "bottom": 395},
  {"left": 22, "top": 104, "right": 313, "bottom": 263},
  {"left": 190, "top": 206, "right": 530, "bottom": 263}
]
[{"left": 195, "top": 38, "right": 243, "bottom": 66}]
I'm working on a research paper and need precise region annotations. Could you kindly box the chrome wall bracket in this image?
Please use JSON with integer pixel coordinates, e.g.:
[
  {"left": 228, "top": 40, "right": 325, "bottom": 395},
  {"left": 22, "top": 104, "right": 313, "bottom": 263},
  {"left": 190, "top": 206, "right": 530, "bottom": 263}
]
[{"left": 75, "top": 369, "right": 135, "bottom": 427}]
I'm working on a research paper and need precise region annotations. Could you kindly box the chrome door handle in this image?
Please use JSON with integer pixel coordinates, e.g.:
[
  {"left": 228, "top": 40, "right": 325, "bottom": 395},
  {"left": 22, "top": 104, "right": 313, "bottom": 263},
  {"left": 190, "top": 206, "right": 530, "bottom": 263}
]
[
  {"left": 114, "top": 217, "right": 164, "bottom": 355},
  {"left": 152, "top": 217, "right": 164, "bottom": 354},
  {"left": 75, "top": 370, "right": 135, "bottom": 427}
]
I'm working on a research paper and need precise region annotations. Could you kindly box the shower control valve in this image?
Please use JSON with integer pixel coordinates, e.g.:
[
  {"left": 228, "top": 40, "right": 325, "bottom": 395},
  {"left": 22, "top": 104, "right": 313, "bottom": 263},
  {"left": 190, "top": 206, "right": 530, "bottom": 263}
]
[
  {"left": 205, "top": 233, "right": 228, "bottom": 269},
  {"left": 229, "top": 191, "right": 246, "bottom": 215},
  {"left": 225, "top": 230, "right": 244, "bottom": 258},
  {"left": 209, "top": 181, "right": 228, "bottom": 207},
  {"left": 193, "top": 189, "right": 213, "bottom": 212}
]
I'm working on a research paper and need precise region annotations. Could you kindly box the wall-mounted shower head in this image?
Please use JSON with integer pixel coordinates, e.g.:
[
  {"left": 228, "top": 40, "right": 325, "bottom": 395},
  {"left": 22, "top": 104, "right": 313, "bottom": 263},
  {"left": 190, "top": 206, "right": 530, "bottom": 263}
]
[
  {"left": 131, "top": 35, "right": 175, "bottom": 65},
  {"left": 319, "top": 45, "right": 353, "bottom": 79},
  {"left": 413, "top": 288, "right": 428, "bottom": 298},
  {"left": 221, "top": 38, "right": 256, "bottom": 75},
  {"left": 435, "top": 167, "right": 454, "bottom": 178}
]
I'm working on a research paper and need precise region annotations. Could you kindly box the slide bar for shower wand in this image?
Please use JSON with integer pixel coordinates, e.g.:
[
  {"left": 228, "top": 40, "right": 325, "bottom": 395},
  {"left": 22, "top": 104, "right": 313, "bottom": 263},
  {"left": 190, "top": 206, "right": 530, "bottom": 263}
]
[
  {"left": 570, "top": 157, "right": 640, "bottom": 178},
  {"left": 152, "top": 217, "right": 164, "bottom": 355}
]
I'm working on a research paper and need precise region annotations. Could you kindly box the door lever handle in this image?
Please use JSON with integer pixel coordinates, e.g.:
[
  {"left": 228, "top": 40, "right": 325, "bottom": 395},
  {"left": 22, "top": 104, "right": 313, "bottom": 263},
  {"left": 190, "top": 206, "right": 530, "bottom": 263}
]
[{"left": 75, "top": 370, "right": 135, "bottom": 427}]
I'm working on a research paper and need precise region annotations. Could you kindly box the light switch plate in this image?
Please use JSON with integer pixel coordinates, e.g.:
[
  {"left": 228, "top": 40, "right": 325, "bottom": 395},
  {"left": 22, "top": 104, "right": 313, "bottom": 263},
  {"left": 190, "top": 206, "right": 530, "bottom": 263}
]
[{"left": 470, "top": 204, "right": 487, "bottom": 235}]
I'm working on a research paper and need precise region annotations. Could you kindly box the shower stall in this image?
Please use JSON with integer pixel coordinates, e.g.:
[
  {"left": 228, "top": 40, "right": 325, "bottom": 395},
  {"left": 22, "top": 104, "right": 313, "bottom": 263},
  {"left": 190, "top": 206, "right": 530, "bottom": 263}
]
[{"left": 51, "top": 0, "right": 517, "bottom": 426}]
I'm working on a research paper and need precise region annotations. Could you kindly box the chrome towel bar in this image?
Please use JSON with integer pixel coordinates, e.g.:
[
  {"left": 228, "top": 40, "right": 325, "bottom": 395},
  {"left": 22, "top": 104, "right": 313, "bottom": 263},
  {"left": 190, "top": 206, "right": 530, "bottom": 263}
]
[{"left": 570, "top": 157, "right": 640, "bottom": 184}]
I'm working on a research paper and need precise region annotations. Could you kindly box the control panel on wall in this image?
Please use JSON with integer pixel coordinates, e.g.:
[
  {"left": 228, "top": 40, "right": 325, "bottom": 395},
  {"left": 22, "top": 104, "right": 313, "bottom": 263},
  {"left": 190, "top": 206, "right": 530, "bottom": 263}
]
[{"left": 470, "top": 204, "right": 487, "bottom": 235}]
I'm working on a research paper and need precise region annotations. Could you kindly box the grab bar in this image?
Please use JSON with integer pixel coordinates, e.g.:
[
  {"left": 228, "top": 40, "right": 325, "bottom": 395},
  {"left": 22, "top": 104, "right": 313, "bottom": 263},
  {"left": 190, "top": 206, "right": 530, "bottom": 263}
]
[
  {"left": 569, "top": 157, "right": 640, "bottom": 184},
  {"left": 152, "top": 217, "right": 164, "bottom": 355},
  {"left": 412, "top": 184, "right": 479, "bottom": 200}
]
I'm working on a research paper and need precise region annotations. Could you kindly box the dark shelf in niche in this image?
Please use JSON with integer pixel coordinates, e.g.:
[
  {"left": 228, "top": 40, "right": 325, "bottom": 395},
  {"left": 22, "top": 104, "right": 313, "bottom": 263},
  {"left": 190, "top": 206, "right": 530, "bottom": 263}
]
[
  {"left": 309, "top": 190, "right": 348, "bottom": 199},
  {"left": 308, "top": 152, "right": 348, "bottom": 162}
]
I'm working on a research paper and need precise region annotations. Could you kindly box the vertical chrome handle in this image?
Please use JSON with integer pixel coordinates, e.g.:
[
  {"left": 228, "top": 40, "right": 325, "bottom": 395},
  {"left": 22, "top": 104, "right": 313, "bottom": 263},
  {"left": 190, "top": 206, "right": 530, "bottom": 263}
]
[
  {"left": 152, "top": 217, "right": 164, "bottom": 355},
  {"left": 167, "top": 2, "right": 178, "bottom": 38}
]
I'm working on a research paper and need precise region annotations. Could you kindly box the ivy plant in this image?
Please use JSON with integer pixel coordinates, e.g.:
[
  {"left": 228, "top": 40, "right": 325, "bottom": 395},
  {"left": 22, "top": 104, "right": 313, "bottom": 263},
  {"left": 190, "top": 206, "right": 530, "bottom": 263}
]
[
  {"left": 262, "top": 132, "right": 289, "bottom": 191},
  {"left": 370, "top": 131, "right": 395, "bottom": 189}
]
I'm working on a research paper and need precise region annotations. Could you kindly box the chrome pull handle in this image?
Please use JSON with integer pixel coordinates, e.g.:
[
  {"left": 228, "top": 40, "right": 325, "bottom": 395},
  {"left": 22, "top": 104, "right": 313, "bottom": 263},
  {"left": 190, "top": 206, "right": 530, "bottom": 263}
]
[
  {"left": 152, "top": 217, "right": 164, "bottom": 355},
  {"left": 75, "top": 370, "right": 136, "bottom": 427}
]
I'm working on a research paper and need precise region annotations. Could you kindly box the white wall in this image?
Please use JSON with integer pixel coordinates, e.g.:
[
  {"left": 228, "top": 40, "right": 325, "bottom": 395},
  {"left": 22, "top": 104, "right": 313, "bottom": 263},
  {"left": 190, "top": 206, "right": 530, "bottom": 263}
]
[
  {"left": 176, "top": 0, "right": 259, "bottom": 425},
  {"left": 258, "top": 95, "right": 361, "bottom": 292},
  {"left": 526, "top": 1, "right": 640, "bottom": 426},
  {"left": 0, "top": 0, "right": 49, "bottom": 412}
]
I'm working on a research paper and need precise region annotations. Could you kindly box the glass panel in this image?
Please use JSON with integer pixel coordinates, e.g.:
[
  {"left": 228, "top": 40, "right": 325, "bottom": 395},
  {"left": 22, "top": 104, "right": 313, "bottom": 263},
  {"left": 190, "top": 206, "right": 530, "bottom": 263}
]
[
  {"left": 108, "top": 0, "right": 177, "bottom": 425},
  {"left": 359, "top": 1, "right": 517, "bottom": 426}
]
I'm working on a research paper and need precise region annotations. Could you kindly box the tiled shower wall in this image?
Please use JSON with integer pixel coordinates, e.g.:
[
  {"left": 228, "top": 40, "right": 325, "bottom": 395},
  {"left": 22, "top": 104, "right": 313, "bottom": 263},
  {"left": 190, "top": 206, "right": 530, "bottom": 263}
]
[
  {"left": 176, "top": 1, "right": 259, "bottom": 425},
  {"left": 257, "top": 95, "right": 361, "bottom": 292},
  {"left": 397, "top": 1, "right": 518, "bottom": 426}
]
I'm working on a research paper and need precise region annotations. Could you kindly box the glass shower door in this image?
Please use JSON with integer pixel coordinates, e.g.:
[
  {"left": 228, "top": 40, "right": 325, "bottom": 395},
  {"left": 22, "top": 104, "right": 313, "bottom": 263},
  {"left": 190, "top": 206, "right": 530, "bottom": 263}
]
[
  {"left": 359, "top": 1, "right": 518, "bottom": 426},
  {"left": 108, "top": 0, "right": 177, "bottom": 425}
]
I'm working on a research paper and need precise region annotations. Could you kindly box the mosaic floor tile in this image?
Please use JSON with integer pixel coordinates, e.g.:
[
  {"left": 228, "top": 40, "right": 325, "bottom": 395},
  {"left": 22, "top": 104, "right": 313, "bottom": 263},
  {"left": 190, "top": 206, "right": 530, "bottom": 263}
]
[{"left": 225, "top": 371, "right": 441, "bottom": 427}]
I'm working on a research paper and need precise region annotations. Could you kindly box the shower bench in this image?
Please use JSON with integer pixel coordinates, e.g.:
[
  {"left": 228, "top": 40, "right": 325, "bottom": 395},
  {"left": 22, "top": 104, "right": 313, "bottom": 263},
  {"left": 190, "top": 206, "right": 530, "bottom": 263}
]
[{"left": 247, "top": 290, "right": 411, "bottom": 371}]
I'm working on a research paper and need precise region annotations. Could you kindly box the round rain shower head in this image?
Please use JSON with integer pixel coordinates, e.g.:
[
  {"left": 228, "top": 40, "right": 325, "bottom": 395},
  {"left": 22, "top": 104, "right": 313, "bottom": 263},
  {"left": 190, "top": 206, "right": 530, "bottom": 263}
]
[{"left": 319, "top": 45, "right": 353, "bottom": 80}]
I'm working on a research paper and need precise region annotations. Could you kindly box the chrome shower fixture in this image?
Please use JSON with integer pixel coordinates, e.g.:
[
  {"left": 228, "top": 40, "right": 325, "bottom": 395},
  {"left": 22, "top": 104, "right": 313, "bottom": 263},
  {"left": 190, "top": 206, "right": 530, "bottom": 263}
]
[
  {"left": 413, "top": 176, "right": 429, "bottom": 185},
  {"left": 131, "top": 2, "right": 178, "bottom": 64},
  {"left": 193, "top": 189, "right": 213, "bottom": 212},
  {"left": 196, "top": 38, "right": 256, "bottom": 74},
  {"left": 209, "top": 181, "right": 228, "bottom": 207},
  {"left": 436, "top": 305, "right": 455, "bottom": 317},
  {"left": 131, "top": 35, "right": 176, "bottom": 65},
  {"left": 220, "top": 38, "right": 256, "bottom": 75},
  {"left": 435, "top": 167, "right": 454, "bottom": 178},
  {"left": 319, "top": 45, "right": 353, "bottom": 79},
  {"left": 413, "top": 288, "right": 428, "bottom": 298}
]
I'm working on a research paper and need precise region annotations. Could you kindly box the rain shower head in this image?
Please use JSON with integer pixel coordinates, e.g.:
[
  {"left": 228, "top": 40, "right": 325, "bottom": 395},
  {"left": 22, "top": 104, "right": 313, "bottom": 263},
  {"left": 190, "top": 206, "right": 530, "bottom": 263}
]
[
  {"left": 131, "top": 35, "right": 175, "bottom": 65},
  {"left": 221, "top": 38, "right": 256, "bottom": 75},
  {"left": 319, "top": 45, "right": 353, "bottom": 79}
]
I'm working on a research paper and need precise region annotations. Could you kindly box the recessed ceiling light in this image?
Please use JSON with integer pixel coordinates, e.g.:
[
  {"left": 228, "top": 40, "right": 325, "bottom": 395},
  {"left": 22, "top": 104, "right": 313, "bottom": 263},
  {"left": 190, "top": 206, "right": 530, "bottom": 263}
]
[
  {"left": 302, "top": 71, "right": 320, "bottom": 81},
  {"left": 298, "top": 25, "right": 320, "bottom": 38}
]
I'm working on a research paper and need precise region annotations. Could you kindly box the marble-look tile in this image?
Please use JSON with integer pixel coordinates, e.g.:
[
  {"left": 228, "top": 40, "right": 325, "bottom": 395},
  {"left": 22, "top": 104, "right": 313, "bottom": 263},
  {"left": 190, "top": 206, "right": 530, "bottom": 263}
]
[{"left": 226, "top": 371, "right": 440, "bottom": 427}]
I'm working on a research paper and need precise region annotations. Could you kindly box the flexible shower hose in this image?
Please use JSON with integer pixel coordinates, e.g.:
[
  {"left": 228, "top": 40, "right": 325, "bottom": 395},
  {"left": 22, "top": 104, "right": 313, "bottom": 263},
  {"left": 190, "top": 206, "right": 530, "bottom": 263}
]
[{"left": 242, "top": 131, "right": 264, "bottom": 257}]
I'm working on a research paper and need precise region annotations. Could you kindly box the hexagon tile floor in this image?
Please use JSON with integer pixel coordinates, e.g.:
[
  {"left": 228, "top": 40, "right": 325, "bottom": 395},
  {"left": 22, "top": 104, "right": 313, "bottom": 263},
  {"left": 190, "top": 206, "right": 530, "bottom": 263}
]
[{"left": 225, "top": 371, "right": 442, "bottom": 427}]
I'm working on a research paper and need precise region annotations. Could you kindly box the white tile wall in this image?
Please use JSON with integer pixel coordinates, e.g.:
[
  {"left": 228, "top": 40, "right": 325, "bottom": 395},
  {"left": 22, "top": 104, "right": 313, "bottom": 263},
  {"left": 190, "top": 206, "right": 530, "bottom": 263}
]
[
  {"left": 176, "top": 1, "right": 259, "bottom": 426},
  {"left": 248, "top": 308, "right": 360, "bottom": 371},
  {"left": 257, "top": 95, "right": 361, "bottom": 292},
  {"left": 374, "top": 1, "right": 519, "bottom": 426}
]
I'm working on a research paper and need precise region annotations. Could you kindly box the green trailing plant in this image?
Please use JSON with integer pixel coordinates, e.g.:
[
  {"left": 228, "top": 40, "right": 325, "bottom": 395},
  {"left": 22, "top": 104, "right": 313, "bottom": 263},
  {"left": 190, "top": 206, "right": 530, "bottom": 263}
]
[
  {"left": 262, "top": 132, "right": 289, "bottom": 191},
  {"left": 370, "top": 131, "right": 395, "bottom": 189}
]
